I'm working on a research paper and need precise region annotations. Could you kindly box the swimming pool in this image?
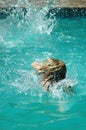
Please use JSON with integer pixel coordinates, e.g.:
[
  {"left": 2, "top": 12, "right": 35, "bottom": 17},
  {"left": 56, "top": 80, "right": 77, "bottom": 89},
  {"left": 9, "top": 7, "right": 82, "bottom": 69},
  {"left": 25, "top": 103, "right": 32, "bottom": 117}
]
[{"left": 0, "top": 5, "right": 86, "bottom": 130}]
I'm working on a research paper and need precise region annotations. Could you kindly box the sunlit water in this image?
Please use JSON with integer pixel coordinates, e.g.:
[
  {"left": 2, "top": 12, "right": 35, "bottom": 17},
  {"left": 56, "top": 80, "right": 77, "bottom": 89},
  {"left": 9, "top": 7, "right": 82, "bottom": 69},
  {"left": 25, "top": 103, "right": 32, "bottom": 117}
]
[{"left": 0, "top": 4, "right": 86, "bottom": 130}]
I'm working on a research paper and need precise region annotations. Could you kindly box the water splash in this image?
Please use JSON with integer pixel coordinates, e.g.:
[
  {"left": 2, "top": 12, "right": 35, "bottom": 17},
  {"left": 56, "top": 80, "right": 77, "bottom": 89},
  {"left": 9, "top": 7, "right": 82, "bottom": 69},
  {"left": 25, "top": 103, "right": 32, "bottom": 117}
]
[
  {"left": 49, "top": 79, "right": 77, "bottom": 98},
  {"left": 2, "top": 0, "right": 57, "bottom": 35}
]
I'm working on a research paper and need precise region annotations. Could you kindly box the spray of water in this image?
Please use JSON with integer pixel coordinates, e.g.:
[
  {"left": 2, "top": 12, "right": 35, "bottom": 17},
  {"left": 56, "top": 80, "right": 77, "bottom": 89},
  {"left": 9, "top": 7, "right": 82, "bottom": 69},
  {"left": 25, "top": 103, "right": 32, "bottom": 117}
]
[{"left": 3, "top": 0, "right": 57, "bottom": 35}]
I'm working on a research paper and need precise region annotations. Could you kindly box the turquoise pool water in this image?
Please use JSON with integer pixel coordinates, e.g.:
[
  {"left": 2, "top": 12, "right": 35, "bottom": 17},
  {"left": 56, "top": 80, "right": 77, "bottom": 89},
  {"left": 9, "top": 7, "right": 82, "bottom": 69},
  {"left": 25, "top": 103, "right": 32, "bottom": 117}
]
[{"left": 0, "top": 6, "right": 86, "bottom": 130}]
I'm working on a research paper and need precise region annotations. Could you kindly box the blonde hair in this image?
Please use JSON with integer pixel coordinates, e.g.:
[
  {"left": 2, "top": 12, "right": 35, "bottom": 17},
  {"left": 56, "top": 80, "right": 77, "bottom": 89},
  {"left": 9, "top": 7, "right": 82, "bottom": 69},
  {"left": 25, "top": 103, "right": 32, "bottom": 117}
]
[{"left": 39, "top": 58, "right": 66, "bottom": 83}]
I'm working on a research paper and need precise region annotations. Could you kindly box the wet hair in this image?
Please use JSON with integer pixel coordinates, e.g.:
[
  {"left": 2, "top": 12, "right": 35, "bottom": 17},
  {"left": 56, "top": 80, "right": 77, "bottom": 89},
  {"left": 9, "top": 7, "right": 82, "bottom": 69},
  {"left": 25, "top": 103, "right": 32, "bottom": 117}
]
[{"left": 39, "top": 58, "right": 66, "bottom": 84}]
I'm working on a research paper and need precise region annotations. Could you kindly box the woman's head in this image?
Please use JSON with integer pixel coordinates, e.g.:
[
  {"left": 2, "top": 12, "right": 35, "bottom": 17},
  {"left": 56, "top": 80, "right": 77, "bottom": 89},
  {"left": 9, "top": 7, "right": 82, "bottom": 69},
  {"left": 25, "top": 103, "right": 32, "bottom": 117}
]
[
  {"left": 31, "top": 58, "right": 66, "bottom": 87},
  {"left": 40, "top": 58, "right": 66, "bottom": 81}
]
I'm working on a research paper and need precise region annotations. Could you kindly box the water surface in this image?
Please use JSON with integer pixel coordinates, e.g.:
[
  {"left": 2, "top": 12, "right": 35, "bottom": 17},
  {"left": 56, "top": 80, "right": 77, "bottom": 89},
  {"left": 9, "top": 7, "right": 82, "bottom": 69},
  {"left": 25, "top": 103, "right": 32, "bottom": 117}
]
[{"left": 0, "top": 6, "right": 86, "bottom": 130}]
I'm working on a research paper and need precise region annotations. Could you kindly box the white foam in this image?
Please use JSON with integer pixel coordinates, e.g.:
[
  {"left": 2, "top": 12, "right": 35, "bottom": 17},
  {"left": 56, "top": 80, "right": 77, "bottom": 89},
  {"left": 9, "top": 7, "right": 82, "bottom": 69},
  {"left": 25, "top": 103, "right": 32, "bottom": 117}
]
[{"left": 49, "top": 78, "right": 77, "bottom": 99}]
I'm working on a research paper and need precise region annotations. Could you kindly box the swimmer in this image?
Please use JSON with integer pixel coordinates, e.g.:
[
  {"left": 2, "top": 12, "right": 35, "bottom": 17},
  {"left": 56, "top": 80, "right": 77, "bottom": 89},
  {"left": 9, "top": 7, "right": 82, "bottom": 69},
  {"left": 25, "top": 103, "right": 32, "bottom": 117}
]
[{"left": 31, "top": 58, "right": 67, "bottom": 91}]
